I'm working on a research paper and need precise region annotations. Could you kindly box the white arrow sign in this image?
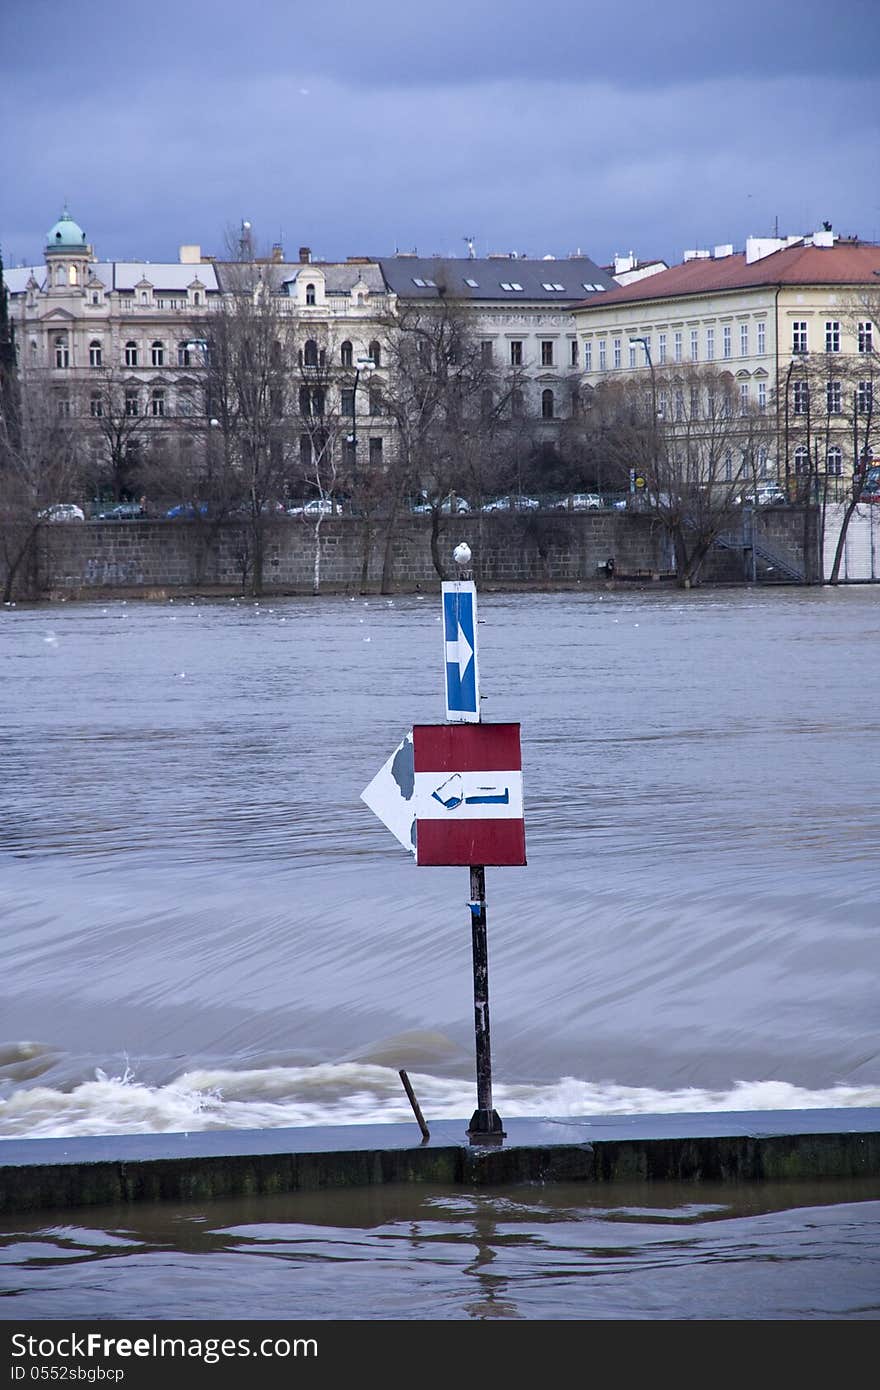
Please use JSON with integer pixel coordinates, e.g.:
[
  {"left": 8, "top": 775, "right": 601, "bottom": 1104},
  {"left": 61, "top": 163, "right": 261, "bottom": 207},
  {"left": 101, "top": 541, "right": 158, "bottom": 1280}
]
[{"left": 359, "top": 731, "right": 416, "bottom": 855}]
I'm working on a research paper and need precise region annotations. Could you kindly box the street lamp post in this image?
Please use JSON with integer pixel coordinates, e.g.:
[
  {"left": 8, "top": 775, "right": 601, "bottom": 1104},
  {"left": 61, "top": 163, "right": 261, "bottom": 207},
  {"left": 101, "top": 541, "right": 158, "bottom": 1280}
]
[{"left": 629, "top": 335, "right": 657, "bottom": 506}]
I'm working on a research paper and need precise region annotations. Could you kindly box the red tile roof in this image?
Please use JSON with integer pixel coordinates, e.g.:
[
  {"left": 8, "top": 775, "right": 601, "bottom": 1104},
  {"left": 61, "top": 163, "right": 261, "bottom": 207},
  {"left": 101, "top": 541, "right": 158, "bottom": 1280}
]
[{"left": 581, "top": 242, "right": 880, "bottom": 309}]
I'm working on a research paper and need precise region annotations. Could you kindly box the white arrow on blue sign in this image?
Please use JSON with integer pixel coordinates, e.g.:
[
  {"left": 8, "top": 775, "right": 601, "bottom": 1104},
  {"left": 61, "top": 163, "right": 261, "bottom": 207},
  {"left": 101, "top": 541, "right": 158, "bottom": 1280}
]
[{"left": 442, "top": 579, "right": 480, "bottom": 723}]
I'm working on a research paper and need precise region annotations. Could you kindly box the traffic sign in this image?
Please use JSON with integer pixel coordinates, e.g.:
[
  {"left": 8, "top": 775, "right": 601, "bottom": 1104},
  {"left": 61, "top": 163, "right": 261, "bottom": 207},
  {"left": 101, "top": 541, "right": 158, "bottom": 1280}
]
[
  {"left": 413, "top": 723, "right": 525, "bottom": 866},
  {"left": 361, "top": 723, "right": 526, "bottom": 867},
  {"left": 442, "top": 580, "right": 480, "bottom": 722}
]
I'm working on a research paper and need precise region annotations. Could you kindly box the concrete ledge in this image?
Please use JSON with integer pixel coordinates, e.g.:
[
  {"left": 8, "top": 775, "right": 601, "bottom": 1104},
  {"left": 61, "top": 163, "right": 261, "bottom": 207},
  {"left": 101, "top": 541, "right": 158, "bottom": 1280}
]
[{"left": 1, "top": 1108, "right": 878, "bottom": 1214}]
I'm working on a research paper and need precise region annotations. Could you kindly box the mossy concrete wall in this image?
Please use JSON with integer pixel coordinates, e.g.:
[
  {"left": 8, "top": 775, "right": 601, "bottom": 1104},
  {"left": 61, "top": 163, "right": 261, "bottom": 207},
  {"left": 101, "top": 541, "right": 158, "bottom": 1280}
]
[
  {"left": 2, "top": 508, "right": 813, "bottom": 599},
  {"left": 2, "top": 1113, "right": 878, "bottom": 1215}
]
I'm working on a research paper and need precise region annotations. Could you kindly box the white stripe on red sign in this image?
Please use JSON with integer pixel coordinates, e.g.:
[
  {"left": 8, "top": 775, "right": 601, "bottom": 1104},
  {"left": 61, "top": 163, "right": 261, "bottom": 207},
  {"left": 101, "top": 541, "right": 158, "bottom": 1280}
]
[
  {"left": 415, "top": 770, "right": 523, "bottom": 820},
  {"left": 412, "top": 723, "right": 526, "bottom": 867}
]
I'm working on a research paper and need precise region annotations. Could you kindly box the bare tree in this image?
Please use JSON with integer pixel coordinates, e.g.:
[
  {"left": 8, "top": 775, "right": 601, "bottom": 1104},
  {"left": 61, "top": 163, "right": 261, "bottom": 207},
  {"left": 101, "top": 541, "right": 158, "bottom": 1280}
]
[
  {"left": 591, "top": 365, "right": 774, "bottom": 587},
  {"left": 289, "top": 330, "right": 353, "bottom": 594},
  {"left": 824, "top": 289, "right": 880, "bottom": 582},
  {"left": 376, "top": 294, "right": 522, "bottom": 583},
  {"left": 198, "top": 259, "right": 298, "bottom": 594},
  {"left": 0, "top": 369, "right": 83, "bottom": 601},
  {"left": 85, "top": 366, "right": 154, "bottom": 506}
]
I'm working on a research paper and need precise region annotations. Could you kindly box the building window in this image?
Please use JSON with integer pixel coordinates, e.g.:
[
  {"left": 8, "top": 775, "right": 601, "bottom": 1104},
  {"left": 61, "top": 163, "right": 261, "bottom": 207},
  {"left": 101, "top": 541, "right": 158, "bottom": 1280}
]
[
  {"left": 368, "top": 341, "right": 381, "bottom": 368},
  {"left": 792, "top": 321, "right": 808, "bottom": 354},
  {"left": 613, "top": 337, "right": 622, "bottom": 369},
  {"left": 723, "top": 449, "right": 733, "bottom": 481},
  {"left": 857, "top": 381, "right": 873, "bottom": 414},
  {"left": 690, "top": 328, "right": 699, "bottom": 362},
  {"left": 56, "top": 396, "right": 71, "bottom": 417},
  {"left": 89, "top": 340, "right": 102, "bottom": 368},
  {"left": 341, "top": 340, "right": 353, "bottom": 368},
  {"left": 674, "top": 388, "right": 684, "bottom": 420},
  {"left": 825, "top": 321, "right": 840, "bottom": 353},
  {"left": 510, "top": 340, "right": 523, "bottom": 366},
  {"left": 570, "top": 387, "right": 580, "bottom": 417},
  {"left": 125, "top": 389, "right": 139, "bottom": 416},
  {"left": 740, "top": 323, "right": 749, "bottom": 356},
  {"left": 369, "top": 436, "right": 383, "bottom": 467},
  {"left": 794, "top": 445, "right": 810, "bottom": 475},
  {"left": 305, "top": 282, "right": 316, "bottom": 305},
  {"left": 482, "top": 340, "right": 494, "bottom": 365},
  {"left": 150, "top": 389, "right": 165, "bottom": 417},
  {"left": 598, "top": 340, "right": 607, "bottom": 371},
  {"left": 151, "top": 341, "right": 164, "bottom": 367},
  {"left": 826, "top": 380, "right": 842, "bottom": 414},
  {"left": 673, "top": 330, "right": 682, "bottom": 363},
  {"left": 690, "top": 385, "right": 700, "bottom": 417},
  {"left": 826, "top": 447, "right": 842, "bottom": 476},
  {"left": 657, "top": 332, "right": 667, "bottom": 364},
  {"left": 758, "top": 381, "right": 767, "bottom": 409},
  {"left": 125, "top": 341, "right": 138, "bottom": 367},
  {"left": 628, "top": 340, "right": 637, "bottom": 368},
  {"left": 178, "top": 342, "right": 192, "bottom": 367},
  {"left": 511, "top": 389, "right": 524, "bottom": 418},
  {"left": 740, "top": 383, "right": 750, "bottom": 413},
  {"left": 89, "top": 393, "right": 103, "bottom": 417},
  {"left": 858, "top": 322, "right": 874, "bottom": 353},
  {"left": 540, "top": 340, "right": 554, "bottom": 366},
  {"left": 299, "top": 434, "right": 312, "bottom": 469},
  {"left": 541, "top": 388, "right": 554, "bottom": 419},
  {"left": 758, "top": 446, "right": 769, "bottom": 477},
  {"left": 757, "top": 321, "right": 766, "bottom": 354},
  {"left": 793, "top": 381, "right": 810, "bottom": 414},
  {"left": 706, "top": 327, "right": 715, "bottom": 360},
  {"left": 54, "top": 335, "right": 69, "bottom": 368},
  {"left": 302, "top": 339, "right": 319, "bottom": 368},
  {"left": 481, "top": 389, "right": 494, "bottom": 418},
  {"left": 341, "top": 388, "right": 355, "bottom": 417},
  {"left": 569, "top": 340, "right": 578, "bottom": 367},
  {"left": 722, "top": 325, "right": 732, "bottom": 359},
  {"left": 583, "top": 341, "right": 592, "bottom": 371},
  {"left": 140, "top": 291, "right": 148, "bottom": 304},
  {"left": 368, "top": 386, "right": 383, "bottom": 416}
]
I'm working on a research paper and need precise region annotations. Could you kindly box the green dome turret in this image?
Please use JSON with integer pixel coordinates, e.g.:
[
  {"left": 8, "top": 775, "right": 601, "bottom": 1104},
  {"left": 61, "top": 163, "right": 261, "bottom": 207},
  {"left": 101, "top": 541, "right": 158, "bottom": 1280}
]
[{"left": 46, "top": 207, "right": 87, "bottom": 249}]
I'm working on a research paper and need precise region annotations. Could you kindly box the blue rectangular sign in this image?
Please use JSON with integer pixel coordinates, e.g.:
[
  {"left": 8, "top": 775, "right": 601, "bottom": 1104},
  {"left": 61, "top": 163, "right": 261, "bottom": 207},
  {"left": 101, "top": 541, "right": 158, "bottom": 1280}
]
[{"left": 441, "top": 580, "right": 480, "bottom": 722}]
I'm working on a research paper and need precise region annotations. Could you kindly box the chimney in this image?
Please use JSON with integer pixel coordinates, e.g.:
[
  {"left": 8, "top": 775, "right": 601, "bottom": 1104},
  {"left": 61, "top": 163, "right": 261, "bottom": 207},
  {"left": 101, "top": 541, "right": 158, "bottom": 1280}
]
[
  {"left": 299, "top": 246, "right": 311, "bottom": 263},
  {"left": 271, "top": 243, "right": 284, "bottom": 262}
]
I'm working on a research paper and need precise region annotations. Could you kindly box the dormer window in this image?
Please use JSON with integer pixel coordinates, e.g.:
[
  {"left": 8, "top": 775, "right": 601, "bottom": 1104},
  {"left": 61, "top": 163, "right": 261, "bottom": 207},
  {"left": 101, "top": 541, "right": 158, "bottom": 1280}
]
[
  {"left": 141, "top": 291, "right": 148, "bottom": 304},
  {"left": 306, "top": 282, "right": 316, "bottom": 305}
]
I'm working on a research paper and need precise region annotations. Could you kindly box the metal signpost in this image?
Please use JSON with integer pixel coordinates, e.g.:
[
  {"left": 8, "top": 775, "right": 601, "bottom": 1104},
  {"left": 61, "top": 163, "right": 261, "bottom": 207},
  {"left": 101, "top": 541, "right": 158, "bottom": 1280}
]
[{"left": 361, "top": 544, "right": 526, "bottom": 1145}]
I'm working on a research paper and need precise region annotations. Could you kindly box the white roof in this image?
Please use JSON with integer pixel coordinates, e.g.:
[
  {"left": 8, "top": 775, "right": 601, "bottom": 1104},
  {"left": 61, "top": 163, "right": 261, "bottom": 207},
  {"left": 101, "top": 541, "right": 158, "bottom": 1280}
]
[
  {"left": 113, "top": 262, "right": 219, "bottom": 292},
  {"left": 4, "top": 266, "right": 44, "bottom": 293}
]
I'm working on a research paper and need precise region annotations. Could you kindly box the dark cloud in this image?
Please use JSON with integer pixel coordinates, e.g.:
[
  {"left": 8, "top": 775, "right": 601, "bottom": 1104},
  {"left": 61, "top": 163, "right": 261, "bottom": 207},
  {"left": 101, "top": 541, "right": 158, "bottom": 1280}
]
[{"left": 1, "top": 1, "right": 878, "bottom": 271}]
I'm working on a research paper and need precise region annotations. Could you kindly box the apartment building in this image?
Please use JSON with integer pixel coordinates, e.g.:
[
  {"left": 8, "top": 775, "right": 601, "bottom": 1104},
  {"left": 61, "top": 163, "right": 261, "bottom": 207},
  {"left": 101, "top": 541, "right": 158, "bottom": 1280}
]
[{"left": 572, "top": 229, "right": 880, "bottom": 491}]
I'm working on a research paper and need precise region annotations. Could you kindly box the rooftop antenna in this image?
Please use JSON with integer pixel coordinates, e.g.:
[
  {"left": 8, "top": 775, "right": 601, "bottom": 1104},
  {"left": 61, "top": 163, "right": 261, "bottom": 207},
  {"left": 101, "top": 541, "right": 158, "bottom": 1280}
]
[{"left": 464, "top": 235, "right": 476, "bottom": 260}]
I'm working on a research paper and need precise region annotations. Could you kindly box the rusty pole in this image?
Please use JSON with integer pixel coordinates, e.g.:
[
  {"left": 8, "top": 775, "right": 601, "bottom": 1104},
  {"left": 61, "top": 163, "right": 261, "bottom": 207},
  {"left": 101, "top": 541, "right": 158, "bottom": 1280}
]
[{"left": 467, "top": 863, "right": 505, "bottom": 1145}]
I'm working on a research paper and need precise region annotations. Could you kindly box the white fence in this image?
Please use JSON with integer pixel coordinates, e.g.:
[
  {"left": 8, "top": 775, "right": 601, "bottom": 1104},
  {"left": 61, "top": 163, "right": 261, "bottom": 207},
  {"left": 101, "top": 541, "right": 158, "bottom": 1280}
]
[{"left": 823, "top": 502, "right": 880, "bottom": 581}]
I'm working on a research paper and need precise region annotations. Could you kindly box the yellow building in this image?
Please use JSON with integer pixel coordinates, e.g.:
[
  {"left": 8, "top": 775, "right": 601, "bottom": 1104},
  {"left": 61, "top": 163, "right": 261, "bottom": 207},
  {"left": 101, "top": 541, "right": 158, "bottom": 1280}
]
[{"left": 572, "top": 230, "right": 880, "bottom": 495}]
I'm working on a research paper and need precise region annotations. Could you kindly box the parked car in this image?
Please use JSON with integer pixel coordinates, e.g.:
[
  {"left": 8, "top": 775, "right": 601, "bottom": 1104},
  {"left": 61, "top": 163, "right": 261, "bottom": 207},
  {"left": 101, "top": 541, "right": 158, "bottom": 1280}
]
[
  {"left": 287, "top": 498, "right": 341, "bottom": 516},
  {"left": 166, "top": 502, "right": 209, "bottom": 519},
  {"left": 745, "top": 487, "right": 787, "bottom": 506},
  {"left": 481, "top": 495, "right": 540, "bottom": 512},
  {"left": 411, "top": 493, "right": 471, "bottom": 514},
  {"left": 555, "top": 493, "right": 603, "bottom": 511},
  {"left": 95, "top": 502, "right": 145, "bottom": 520},
  {"left": 37, "top": 503, "right": 85, "bottom": 522}
]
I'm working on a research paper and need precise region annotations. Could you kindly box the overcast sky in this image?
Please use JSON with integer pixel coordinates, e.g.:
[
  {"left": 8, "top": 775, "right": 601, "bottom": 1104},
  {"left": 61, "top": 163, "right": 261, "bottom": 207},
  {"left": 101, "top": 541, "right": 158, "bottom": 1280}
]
[{"left": 2, "top": 0, "right": 879, "bottom": 271}]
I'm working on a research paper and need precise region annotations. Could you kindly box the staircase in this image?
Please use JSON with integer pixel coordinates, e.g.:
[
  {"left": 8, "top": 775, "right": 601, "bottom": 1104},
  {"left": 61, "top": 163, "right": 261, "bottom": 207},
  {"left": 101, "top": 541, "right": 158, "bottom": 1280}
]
[{"left": 714, "top": 524, "right": 805, "bottom": 582}]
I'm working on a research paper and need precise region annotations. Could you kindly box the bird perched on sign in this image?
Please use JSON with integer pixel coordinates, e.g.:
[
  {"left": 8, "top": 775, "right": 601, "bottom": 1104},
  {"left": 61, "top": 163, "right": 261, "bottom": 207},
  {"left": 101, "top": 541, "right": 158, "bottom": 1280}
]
[{"left": 453, "top": 543, "right": 472, "bottom": 567}]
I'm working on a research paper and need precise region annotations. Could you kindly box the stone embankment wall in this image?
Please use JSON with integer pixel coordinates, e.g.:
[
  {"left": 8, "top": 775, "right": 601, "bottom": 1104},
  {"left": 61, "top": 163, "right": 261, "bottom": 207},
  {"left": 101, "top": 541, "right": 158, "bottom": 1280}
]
[{"left": 7, "top": 508, "right": 813, "bottom": 599}]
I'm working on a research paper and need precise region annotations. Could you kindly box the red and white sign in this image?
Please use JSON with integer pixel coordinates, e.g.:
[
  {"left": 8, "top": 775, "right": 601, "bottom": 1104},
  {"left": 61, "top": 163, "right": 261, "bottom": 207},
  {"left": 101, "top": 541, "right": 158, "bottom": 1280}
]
[{"left": 413, "top": 723, "right": 526, "bottom": 867}]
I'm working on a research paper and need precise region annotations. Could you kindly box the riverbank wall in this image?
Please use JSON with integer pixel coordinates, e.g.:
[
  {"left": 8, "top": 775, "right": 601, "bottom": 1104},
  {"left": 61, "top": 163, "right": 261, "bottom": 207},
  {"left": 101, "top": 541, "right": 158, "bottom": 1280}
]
[
  {"left": 2, "top": 1109, "right": 878, "bottom": 1214},
  {"left": 4, "top": 508, "right": 814, "bottom": 599}
]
